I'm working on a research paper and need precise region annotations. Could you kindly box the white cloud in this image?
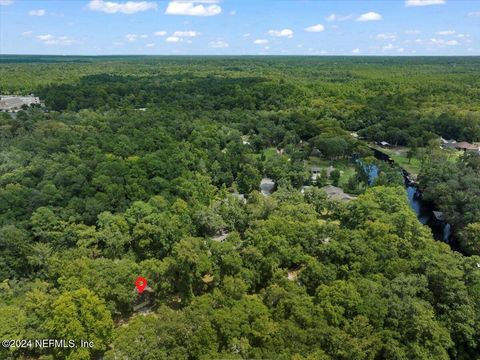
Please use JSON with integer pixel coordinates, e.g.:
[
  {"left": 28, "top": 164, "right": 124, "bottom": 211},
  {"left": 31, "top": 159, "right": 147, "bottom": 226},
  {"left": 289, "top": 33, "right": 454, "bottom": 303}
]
[
  {"left": 405, "top": 0, "right": 445, "bottom": 7},
  {"left": 378, "top": 44, "right": 404, "bottom": 53},
  {"left": 209, "top": 40, "right": 229, "bottom": 48},
  {"left": 87, "top": 0, "right": 157, "bottom": 14},
  {"left": 165, "top": 1, "right": 221, "bottom": 16},
  {"left": 356, "top": 12, "right": 382, "bottom": 22},
  {"left": 140, "top": 34, "right": 148, "bottom": 38},
  {"left": 166, "top": 36, "right": 181, "bottom": 43},
  {"left": 0, "top": 0, "right": 13, "bottom": 5},
  {"left": 28, "top": 9, "right": 46, "bottom": 16},
  {"left": 36, "top": 34, "right": 54, "bottom": 41},
  {"left": 325, "top": 13, "right": 353, "bottom": 22},
  {"left": 468, "top": 11, "right": 480, "bottom": 17},
  {"left": 304, "top": 24, "right": 325, "bottom": 33},
  {"left": 268, "top": 29, "right": 294, "bottom": 38},
  {"left": 326, "top": 14, "right": 336, "bottom": 22},
  {"left": 173, "top": 1, "right": 220, "bottom": 3},
  {"left": 429, "top": 38, "right": 458, "bottom": 46},
  {"left": 253, "top": 39, "right": 268, "bottom": 45},
  {"left": 243, "top": 33, "right": 251, "bottom": 37},
  {"left": 173, "top": 30, "right": 198, "bottom": 37},
  {"left": 146, "top": 43, "right": 155, "bottom": 47},
  {"left": 22, "top": 30, "right": 33, "bottom": 36},
  {"left": 436, "top": 30, "right": 455, "bottom": 35},
  {"left": 229, "top": 10, "right": 236, "bottom": 15},
  {"left": 36, "top": 34, "right": 74, "bottom": 45},
  {"left": 154, "top": 31, "right": 167, "bottom": 36},
  {"left": 325, "top": 14, "right": 337, "bottom": 21},
  {"left": 352, "top": 48, "right": 360, "bottom": 54},
  {"left": 125, "top": 34, "right": 138, "bottom": 42},
  {"left": 376, "top": 33, "right": 396, "bottom": 41}
]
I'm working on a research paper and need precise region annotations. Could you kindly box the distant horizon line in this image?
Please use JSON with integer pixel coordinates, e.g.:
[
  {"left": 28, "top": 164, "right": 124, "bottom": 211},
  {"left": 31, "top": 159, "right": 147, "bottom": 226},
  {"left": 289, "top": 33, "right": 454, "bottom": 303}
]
[{"left": 1, "top": 54, "right": 479, "bottom": 57}]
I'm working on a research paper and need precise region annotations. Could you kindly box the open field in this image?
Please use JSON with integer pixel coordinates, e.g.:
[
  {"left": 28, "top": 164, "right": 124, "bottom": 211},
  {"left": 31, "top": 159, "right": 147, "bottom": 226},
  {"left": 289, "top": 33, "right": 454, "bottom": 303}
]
[{"left": 372, "top": 145, "right": 462, "bottom": 177}]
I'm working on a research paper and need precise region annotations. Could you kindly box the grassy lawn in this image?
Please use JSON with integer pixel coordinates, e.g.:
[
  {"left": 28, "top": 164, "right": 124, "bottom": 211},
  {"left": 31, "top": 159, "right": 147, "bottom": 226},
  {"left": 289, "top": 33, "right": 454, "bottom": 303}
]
[
  {"left": 261, "top": 148, "right": 358, "bottom": 189},
  {"left": 385, "top": 152, "right": 422, "bottom": 177},
  {"left": 306, "top": 157, "right": 357, "bottom": 188},
  {"left": 374, "top": 146, "right": 423, "bottom": 177},
  {"left": 263, "top": 147, "right": 278, "bottom": 160},
  {"left": 372, "top": 145, "right": 462, "bottom": 178},
  {"left": 307, "top": 157, "right": 332, "bottom": 167},
  {"left": 444, "top": 148, "right": 463, "bottom": 163}
]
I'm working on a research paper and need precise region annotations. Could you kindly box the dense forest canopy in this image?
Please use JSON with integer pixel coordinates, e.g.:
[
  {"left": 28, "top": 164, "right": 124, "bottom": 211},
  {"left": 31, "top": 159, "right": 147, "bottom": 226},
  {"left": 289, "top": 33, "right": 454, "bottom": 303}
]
[
  {"left": 1, "top": 56, "right": 480, "bottom": 359},
  {"left": 2, "top": 56, "right": 480, "bottom": 143}
]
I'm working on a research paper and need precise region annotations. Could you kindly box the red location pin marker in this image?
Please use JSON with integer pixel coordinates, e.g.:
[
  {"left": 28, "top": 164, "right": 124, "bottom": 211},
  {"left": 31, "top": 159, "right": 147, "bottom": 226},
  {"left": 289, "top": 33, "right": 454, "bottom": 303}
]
[{"left": 135, "top": 277, "right": 147, "bottom": 294}]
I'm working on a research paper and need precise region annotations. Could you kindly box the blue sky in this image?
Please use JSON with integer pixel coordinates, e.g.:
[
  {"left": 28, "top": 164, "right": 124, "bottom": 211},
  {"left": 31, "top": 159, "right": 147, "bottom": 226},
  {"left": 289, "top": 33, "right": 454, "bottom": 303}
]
[{"left": 0, "top": 0, "right": 478, "bottom": 55}]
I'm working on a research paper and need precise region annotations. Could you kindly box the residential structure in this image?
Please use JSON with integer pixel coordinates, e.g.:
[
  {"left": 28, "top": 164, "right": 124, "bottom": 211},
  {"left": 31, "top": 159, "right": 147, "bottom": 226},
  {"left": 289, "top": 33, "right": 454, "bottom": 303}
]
[
  {"left": 454, "top": 141, "right": 480, "bottom": 152},
  {"left": 321, "top": 185, "right": 356, "bottom": 202},
  {"left": 260, "top": 177, "right": 275, "bottom": 196},
  {"left": 377, "top": 141, "right": 391, "bottom": 148},
  {"left": 440, "top": 138, "right": 457, "bottom": 149}
]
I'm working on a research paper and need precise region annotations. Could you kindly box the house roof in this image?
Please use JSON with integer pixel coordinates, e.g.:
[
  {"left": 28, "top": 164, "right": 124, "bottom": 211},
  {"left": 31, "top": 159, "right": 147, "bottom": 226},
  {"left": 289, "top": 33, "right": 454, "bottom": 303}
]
[
  {"left": 455, "top": 142, "right": 479, "bottom": 150},
  {"left": 212, "top": 229, "right": 229, "bottom": 242},
  {"left": 260, "top": 177, "right": 275, "bottom": 196},
  {"left": 321, "top": 185, "right": 356, "bottom": 202}
]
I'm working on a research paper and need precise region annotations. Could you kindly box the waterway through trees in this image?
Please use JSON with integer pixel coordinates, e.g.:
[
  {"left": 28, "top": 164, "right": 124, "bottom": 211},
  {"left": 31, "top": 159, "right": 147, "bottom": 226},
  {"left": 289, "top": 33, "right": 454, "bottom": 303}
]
[{"left": 368, "top": 148, "right": 460, "bottom": 252}]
